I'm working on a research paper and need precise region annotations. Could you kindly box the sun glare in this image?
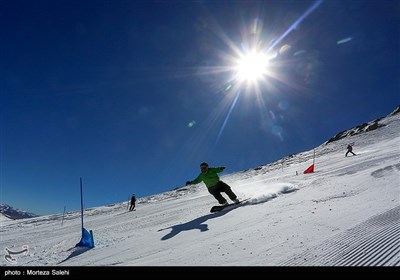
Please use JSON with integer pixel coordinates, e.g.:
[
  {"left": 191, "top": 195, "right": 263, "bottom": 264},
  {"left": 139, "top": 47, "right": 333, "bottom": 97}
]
[{"left": 236, "top": 51, "right": 270, "bottom": 82}]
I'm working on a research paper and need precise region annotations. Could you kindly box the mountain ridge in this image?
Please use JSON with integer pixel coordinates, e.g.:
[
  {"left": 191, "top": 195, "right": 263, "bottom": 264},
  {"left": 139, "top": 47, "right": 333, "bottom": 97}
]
[
  {"left": 325, "top": 105, "right": 399, "bottom": 144},
  {"left": 0, "top": 204, "right": 39, "bottom": 220}
]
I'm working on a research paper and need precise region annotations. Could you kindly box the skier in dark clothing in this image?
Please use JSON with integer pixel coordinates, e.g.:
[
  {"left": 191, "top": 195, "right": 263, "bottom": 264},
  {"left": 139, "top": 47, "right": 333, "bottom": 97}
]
[
  {"left": 345, "top": 144, "right": 357, "bottom": 157},
  {"left": 186, "top": 162, "right": 239, "bottom": 206},
  {"left": 129, "top": 194, "right": 136, "bottom": 211}
]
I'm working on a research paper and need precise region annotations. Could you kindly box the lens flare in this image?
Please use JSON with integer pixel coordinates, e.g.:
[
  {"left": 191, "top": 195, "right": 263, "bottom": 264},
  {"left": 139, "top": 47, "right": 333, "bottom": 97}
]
[
  {"left": 188, "top": 120, "right": 196, "bottom": 128},
  {"left": 337, "top": 37, "right": 352, "bottom": 45},
  {"left": 279, "top": 44, "right": 291, "bottom": 54}
]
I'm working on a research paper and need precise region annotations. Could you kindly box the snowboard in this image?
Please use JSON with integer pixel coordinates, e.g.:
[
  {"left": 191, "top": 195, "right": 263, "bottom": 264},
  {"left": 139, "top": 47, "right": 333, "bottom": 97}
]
[{"left": 210, "top": 198, "right": 249, "bottom": 213}]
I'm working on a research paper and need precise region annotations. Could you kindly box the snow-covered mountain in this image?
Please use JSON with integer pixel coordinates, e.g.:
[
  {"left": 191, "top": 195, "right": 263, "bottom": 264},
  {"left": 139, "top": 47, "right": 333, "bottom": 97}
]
[
  {"left": 325, "top": 105, "right": 400, "bottom": 144},
  {"left": 0, "top": 106, "right": 398, "bottom": 267},
  {"left": 0, "top": 204, "right": 39, "bottom": 220}
]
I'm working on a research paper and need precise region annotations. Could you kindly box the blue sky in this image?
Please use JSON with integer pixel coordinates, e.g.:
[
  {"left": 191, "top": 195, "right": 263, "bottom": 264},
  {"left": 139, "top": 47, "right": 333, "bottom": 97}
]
[{"left": 1, "top": 0, "right": 399, "bottom": 215}]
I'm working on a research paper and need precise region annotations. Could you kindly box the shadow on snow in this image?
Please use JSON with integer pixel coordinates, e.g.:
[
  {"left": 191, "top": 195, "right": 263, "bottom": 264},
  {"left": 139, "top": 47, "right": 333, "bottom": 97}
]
[
  {"left": 58, "top": 246, "right": 92, "bottom": 264},
  {"left": 157, "top": 202, "right": 250, "bottom": 241}
]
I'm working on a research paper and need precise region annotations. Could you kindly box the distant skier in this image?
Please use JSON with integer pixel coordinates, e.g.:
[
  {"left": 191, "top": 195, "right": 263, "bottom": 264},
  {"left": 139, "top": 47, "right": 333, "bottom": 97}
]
[
  {"left": 186, "top": 162, "right": 239, "bottom": 206},
  {"left": 129, "top": 194, "right": 136, "bottom": 211},
  {"left": 345, "top": 144, "right": 357, "bottom": 157}
]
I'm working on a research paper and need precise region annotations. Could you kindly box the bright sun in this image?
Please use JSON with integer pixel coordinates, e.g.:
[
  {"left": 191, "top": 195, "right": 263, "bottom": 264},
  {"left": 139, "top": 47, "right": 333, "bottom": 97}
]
[{"left": 235, "top": 51, "right": 270, "bottom": 82}]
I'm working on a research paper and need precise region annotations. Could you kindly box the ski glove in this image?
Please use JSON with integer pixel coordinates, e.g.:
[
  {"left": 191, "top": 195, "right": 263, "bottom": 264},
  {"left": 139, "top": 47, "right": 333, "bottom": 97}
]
[{"left": 186, "top": 181, "right": 191, "bottom": 186}]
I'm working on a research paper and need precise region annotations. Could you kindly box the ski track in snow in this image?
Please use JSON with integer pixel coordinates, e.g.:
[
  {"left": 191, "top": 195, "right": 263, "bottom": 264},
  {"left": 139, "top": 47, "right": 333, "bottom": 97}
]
[{"left": 279, "top": 205, "right": 400, "bottom": 266}]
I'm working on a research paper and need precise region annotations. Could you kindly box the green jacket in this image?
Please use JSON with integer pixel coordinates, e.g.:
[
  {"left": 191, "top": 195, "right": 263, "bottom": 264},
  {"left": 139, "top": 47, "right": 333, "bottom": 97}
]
[{"left": 190, "top": 167, "right": 224, "bottom": 189}]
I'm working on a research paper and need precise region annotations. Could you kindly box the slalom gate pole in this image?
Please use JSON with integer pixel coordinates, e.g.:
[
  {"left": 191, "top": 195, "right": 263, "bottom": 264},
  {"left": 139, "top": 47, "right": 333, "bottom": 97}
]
[
  {"left": 313, "top": 149, "right": 315, "bottom": 165},
  {"left": 80, "top": 177, "right": 84, "bottom": 235},
  {"left": 61, "top": 206, "right": 66, "bottom": 227}
]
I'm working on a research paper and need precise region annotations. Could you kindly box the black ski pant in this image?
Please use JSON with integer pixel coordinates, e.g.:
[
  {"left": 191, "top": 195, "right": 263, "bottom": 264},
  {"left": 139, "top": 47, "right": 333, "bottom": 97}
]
[
  {"left": 208, "top": 181, "right": 237, "bottom": 204},
  {"left": 345, "top": 151, "right": 356, "bottom": 156}
]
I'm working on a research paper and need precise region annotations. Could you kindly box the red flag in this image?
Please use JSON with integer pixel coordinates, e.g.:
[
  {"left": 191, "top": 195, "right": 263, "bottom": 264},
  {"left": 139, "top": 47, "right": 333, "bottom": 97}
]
[{"left": 303, "top": 164, "right": 314, "bottom": 174}]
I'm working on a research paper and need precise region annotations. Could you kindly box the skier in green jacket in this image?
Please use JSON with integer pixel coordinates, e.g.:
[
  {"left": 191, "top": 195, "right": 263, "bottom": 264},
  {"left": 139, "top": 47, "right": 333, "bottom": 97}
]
[{"left": 186, "top": 162, "right": 239, "bottom": 206}]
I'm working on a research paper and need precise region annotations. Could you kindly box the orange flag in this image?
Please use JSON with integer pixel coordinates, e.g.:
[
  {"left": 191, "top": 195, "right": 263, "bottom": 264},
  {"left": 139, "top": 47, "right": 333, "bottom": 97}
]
[{"left": 303, "top": 164, "right": 314, "bottom": 174}]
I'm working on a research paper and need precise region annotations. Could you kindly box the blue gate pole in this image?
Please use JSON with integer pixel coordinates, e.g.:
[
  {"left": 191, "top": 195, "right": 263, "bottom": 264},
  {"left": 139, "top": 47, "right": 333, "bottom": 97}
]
[{"left": 80, "top": 177, "right": 84, "bottom": 235}]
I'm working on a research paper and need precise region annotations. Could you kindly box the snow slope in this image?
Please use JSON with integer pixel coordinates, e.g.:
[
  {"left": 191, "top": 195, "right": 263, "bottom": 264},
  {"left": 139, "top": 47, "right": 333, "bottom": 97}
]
[{"left": 1, "top": 111, "right": 399, "bottom": 267}]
